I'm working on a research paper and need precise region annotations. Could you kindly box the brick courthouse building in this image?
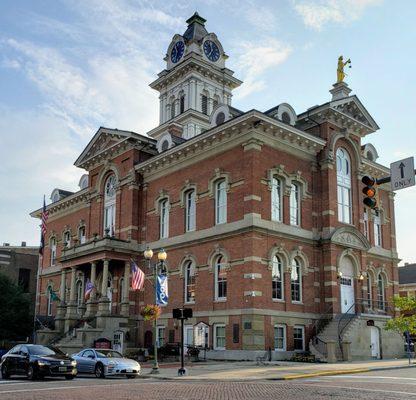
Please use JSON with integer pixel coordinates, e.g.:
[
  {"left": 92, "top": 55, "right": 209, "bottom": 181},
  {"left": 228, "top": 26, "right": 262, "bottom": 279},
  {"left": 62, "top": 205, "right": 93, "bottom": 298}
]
[{"left": 33, "top": 13, "right": 404, "bottom": 361}]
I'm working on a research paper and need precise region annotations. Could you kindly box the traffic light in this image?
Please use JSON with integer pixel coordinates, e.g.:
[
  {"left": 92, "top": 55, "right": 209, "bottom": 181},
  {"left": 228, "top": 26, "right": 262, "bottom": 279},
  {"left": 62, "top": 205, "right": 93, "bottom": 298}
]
[{"left": 362, "top": 175, "right": 377, "bottom": 209}]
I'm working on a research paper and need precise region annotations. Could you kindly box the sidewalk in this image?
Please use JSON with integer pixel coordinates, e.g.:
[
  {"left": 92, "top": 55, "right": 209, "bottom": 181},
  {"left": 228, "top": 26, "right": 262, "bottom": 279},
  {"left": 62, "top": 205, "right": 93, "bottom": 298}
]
[{"left": 139, "top": 358, "right": 416, "bottom": 381}]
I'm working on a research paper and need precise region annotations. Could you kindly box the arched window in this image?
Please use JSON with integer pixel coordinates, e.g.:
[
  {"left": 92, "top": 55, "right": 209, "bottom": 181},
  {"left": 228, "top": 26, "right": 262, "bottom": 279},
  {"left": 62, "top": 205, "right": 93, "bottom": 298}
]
[
  {"left": 374, "top": 212, "right": 382, "bottom": 247},
  {"left": 291, "top": 258, "right": 302, "bottom": 302},
  {"left": 272, "top": 255, "right": 283, "bottom": 300},
  {"left": 47, "top": 286, "right": 53, "bottom": 316},
  {"left": 336, "top": 148, "right": 352, "bottom": 224},
  {"left": 367, "top": 274, "right": 372, "bottom": 308},
  {"left": 180, "top": 94, "right": 185, "bottom": 114},
  {"left": 50, "top": 237, "right": 57, "bottom": 266},
  {"left": 201, "top": 94, "right": 208, "bottom": 115},
  {"left": 171, "top": 100, "right": 176, "bottom": 119},
  {"left": 103, "top": 175, "right": 116, "bottom": 236},
  {"left": 185, "top": 189, "right": 196, "bottom": 232},
  {"left": 214, "top": 255, "right": 227, "bottom": 300},
  {"left": 159, "top": 199, "right": 169, "bottom": 239},
  {"left": 271, "top": 177, "right": 282, "bottom": 222},
  {"left": 377, "top": 273, "right": 386, "bottom": 311},
  {"left": 63, "top": 231, "right": 71, "bottom": 248},
  {"left": 78, "top": 226, "right": 86, "bottom": 244},
  {"left": 215, "top": 179, "right": 227, "bottom": 225},
  {"left": 184, "top": 261, "right": 196, "bottom": 303},
  {"left": 290, "top": 183, "right": 300, "bottom": 226}
]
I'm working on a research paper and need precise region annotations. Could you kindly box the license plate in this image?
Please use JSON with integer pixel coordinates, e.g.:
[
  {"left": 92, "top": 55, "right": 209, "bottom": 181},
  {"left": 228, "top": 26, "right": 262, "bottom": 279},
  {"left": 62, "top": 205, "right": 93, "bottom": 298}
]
[
  {"left": 59, "top": 367, "right": 67, "bottom": 372},
  {"left": 126, "top": 369, "right": 132, "bottom": 373}
]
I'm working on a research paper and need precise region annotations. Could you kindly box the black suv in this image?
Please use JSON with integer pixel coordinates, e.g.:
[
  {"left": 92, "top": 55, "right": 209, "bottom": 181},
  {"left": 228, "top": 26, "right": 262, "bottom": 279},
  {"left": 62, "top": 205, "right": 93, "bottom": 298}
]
[{"left": 0, "top": 344, "right": 77, "bottom": 380}]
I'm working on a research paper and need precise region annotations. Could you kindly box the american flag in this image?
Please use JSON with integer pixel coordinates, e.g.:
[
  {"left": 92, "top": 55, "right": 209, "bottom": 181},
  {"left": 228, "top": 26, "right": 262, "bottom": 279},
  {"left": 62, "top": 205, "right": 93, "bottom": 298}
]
[
  {"left": 39, "top": 196, "right": 49, "bottom": 255},
  {"left": 84, "top": 279, "right": 94, "bottom": 299},
  {"left": 131, "top": 259, "right": 145, "bottom": 290}
]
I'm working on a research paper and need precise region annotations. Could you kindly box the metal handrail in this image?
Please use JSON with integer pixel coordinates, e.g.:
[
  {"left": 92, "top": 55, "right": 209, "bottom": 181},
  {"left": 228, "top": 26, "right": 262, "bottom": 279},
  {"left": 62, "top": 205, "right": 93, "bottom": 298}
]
[{"left": 49, "top": 316, "right": 95, "bottom": 346}]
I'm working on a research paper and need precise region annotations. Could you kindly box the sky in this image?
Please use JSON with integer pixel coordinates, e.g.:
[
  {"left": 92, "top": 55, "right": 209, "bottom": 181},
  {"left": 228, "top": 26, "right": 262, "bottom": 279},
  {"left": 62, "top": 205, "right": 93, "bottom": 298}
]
[{"left": 0, "top": 0, "right": 415, "bottom": 264}]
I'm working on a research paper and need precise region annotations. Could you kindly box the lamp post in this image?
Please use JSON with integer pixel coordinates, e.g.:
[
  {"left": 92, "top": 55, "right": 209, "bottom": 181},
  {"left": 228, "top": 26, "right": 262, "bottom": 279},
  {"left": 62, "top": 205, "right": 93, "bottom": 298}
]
[{"left": 144, "top": 246, "right": 167, "bottom": 374}]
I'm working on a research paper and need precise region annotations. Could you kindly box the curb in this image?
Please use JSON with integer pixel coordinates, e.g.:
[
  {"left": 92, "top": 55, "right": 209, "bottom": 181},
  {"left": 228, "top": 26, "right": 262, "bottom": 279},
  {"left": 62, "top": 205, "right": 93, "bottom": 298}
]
[{"left": 138, "top": 363, "right": 416, "bottom": 382}]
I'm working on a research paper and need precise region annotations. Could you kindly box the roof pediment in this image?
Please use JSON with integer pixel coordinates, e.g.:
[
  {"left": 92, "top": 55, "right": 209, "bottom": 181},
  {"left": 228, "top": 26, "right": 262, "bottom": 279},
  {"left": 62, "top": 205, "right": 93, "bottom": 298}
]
[
  {"left": 329, "top": 226, "right": 371, "bottom": 251},
  {"left": 74, "top": 127, "right": 156, "bottom": 170},
  {"left": 330, "top": 95, "right": 379, "bottom": 132}
]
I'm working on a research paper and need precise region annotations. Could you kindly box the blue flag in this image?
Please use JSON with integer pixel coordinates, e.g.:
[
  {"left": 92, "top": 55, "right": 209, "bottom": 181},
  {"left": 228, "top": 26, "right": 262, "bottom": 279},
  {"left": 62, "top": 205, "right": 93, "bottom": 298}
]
[{"left": 156, "top": 275, "right": 168, "bottom": 306}]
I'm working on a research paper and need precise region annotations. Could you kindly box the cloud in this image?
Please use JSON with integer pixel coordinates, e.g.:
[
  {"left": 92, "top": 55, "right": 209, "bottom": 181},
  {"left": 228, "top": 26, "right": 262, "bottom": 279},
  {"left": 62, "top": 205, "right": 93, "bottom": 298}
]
[
  {"left": 242, "top": 3, "right": 279, "bottom": 32},
  {"left": 294, "top": 0, "right": 382, "bottom": 31},
  {"left": 233, "top": 40, "right": 292, "bottom": 99}
]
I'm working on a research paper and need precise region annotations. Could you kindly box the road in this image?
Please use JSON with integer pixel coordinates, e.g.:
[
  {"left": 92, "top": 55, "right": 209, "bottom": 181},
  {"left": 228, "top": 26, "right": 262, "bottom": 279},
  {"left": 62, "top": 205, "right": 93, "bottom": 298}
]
[{"left": 0, "top": 369, "right": 416, "bottom": 399}]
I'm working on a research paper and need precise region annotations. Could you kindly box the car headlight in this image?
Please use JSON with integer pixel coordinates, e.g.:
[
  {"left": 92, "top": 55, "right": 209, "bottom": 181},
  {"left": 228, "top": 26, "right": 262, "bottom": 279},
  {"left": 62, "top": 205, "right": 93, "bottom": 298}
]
[
  {"left": 37, "top": 360, "right": 51, "bottom": 366},
  {"left": 71, "top": 360, "right": 77, "bottom": 366}
]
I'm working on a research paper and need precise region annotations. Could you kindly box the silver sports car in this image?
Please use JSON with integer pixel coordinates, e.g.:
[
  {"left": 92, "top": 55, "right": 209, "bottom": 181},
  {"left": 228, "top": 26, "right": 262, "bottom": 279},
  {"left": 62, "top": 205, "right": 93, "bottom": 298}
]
[{"left": 72, "top": 348, "right": 140, "bottom": 378}]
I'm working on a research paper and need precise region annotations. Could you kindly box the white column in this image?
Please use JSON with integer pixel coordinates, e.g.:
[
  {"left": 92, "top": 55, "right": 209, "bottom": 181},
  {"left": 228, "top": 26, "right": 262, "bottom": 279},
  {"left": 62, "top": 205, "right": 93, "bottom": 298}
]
[
  {"left": 69, "top": 267, "right": 76, "bottom": 303},
  {"left": 101, "top": 259, "right": 109, "bottom": 298},
  {"left": 59, "top": 269, "right": 66, "bottom": 303},
  {"left": 90, "top": 261, "right": 96, "bottom": 299}
]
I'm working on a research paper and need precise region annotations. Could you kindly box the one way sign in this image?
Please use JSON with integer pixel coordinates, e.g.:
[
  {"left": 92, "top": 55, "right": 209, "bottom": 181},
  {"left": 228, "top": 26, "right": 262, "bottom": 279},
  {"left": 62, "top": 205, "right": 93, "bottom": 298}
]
[{"left": 390, "top": 156, "right": 415, "bottom": 191}]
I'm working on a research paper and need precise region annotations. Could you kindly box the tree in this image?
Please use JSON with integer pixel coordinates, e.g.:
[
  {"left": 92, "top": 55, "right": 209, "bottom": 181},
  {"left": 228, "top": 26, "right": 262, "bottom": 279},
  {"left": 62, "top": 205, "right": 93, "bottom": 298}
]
[
  {"left": 0, "top": 273, "right": 33, "bottom": 342},
  {"left": 385, "top": 295, "right": 416, "bottom": 335}
]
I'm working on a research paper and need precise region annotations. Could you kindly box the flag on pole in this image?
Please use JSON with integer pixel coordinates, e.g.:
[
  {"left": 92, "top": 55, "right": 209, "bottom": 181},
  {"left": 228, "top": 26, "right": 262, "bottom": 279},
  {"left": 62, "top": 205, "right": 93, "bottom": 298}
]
[
  {"left": 131, "top": 259, "right": 145, "bottom": 290},
  {"left": 84, "top": 279, "right": 94, "bottom": 300},
  {"left": 48, "top": 287, "right": 60, "bottom": 302},
  {"left": 39, "top": 196, "right": 49, "bottom": 255},
  {"left": 156, "top": 274, "right": 168, "bottom": 305}
]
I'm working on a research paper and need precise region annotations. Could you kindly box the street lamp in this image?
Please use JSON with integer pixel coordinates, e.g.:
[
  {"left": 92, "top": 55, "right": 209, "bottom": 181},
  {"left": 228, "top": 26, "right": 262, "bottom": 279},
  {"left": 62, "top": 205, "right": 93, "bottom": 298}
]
[{"left": 144, "top": 246, "right": 167, "bottom": 374}]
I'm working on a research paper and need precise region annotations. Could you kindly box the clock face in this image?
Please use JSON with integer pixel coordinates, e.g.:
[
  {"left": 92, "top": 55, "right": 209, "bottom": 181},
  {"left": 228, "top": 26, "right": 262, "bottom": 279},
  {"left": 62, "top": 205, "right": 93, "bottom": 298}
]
[
  {"left": 170, "top": 41, "right": 185, "bottom": 63},
  {"left": 203, "top": 40, "right": 220, "bottom": 62}
]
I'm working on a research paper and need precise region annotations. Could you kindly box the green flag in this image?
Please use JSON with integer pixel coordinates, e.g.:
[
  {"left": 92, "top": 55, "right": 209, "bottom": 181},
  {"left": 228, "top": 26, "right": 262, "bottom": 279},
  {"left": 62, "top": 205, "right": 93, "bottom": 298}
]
[{"left": 48, "top": 287, "right": 60, "bottom": 302}]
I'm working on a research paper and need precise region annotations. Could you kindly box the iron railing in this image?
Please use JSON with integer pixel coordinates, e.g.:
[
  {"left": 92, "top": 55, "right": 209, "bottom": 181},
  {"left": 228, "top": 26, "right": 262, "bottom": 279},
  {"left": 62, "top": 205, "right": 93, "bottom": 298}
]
[{"left": 49, "top": 317, "right": 95, "bottom": 346}]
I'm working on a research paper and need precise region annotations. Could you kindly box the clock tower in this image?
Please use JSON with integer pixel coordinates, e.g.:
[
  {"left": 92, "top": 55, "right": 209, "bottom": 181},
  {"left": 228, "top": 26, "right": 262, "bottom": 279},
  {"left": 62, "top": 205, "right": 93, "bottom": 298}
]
[{"left": 149, "top": 12, "right": 242, "bottom": 142}]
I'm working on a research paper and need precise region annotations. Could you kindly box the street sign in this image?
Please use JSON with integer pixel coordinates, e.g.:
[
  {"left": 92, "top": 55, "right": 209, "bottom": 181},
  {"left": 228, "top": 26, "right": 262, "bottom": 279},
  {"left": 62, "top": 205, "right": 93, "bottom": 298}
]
[{"left": 390, "top": 157, "right": 415, "bottom": 191}]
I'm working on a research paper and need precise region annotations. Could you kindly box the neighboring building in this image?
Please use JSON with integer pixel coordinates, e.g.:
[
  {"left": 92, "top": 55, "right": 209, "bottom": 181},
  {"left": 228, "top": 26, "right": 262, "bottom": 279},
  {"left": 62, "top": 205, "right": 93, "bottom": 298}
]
[
  {"left": 0, "top": 242, "right": 39, "bottom": 313},
  {"left": 31, "top": 13, "right": 404, "bottom": 361},
  {"left": 399, "top": 263, "right": 416, "bottom": 297}
]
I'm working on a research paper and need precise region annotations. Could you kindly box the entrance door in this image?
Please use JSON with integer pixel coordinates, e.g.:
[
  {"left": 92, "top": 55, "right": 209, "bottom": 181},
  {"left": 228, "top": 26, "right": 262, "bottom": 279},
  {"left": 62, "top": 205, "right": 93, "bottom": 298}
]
[
  {"left": 340, "top": 276, "right": 355, "bottom": 313},
  {"left": 184, "top": 325, "right": 194, "bottom": 352},
  {"left": 370, "top": 326, "right": 380, "bottom": 358}
]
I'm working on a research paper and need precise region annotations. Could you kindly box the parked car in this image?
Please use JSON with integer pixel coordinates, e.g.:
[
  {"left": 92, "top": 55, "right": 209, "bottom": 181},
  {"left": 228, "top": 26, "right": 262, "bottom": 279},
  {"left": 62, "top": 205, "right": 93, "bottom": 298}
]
[
  {"left": 72, "top": 348, "right": 140, "bottom": 378},
  {"left": 0, "top": 344, "right": 77, "bottom": 380}
]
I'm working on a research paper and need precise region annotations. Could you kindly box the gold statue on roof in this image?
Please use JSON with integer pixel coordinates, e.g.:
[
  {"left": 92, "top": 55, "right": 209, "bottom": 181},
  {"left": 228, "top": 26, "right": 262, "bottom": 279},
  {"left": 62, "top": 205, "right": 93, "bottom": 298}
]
[{"left": 337, "top": 56, "right": 351, "bottom": 83}]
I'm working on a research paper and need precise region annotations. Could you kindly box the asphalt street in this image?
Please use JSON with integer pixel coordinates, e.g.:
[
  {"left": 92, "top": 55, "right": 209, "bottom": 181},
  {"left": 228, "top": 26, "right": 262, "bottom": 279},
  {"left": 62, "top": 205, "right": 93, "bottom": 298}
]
[{"left": 1, "top": 369, "right": 416, "bottom": 399}]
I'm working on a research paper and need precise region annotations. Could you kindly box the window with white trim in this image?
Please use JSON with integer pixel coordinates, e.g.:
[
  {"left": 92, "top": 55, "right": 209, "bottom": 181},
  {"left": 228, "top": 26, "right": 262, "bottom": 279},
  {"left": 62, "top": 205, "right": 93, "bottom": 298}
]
[
  {"left": 156, "top": 326, "right": 165, "bottom": 348},
  {"left": 367, "top": 275, "right": 372, "bottom": 308},
  {"left": 78, "top": 226, "right": 86, "bottom": 244},
  {"left": 289, "top": 183, "right": 300, "bottom": 226},
  {"left": 159, "top": 199, "right": 169, "bottom": 239},
  {"left": 374, "top": 212, "right": 382, "bottom": 247},
  {"left": 215, "top": 179, "right": 227, "bottom": 225},
  {"left": 336, "top": 148, "right": 352, "bottom": 224},
  {"left": 214, "top": 255, "right": 227, "bottom": 300},
  {"left": 363, "top": 209, "right": 369, "bottom": 239},
  {"left": 271, "top": 177, "right": 282, "bottom": 222},
  {"left": 293, "top": 325, "right": 305, "bottom": 351},
  {"left": 377, "top": 274, "right": 386, "bottom": 311},
  {"left": 274, "top": 324, "right": 286, "bottom": 351},
  {"left": 272, "top": 255, "right": 283, "bottom": 300},
  {"left": 291, "top": 258, "right": 302, "bottom": 303},
  {"left": 214, "top": 324, "right": 226, "bottom": 350},
  {"left": 185, "top": 189, "right": 196, "bottom": 232},
  {"left": 184, "top": 260, "right": 196, "bottom": 303},
  {"left": 103, "top": 175, "right": 116, "bottom": 236},
  {"left": 50, "top": 238, "right": 57, "bottom": 266},
  {"left": 63, "top": 231, "right": 71, "bottom": 248}
]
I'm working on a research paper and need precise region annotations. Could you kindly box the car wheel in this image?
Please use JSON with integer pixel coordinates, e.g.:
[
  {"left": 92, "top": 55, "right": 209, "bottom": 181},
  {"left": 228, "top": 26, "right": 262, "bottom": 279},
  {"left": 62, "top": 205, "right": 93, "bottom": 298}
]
[
  {"left": 1, "top": 364, "right": 10, "bottom": 379},
  {"left": 65, "top": 375, "right": 75, "bottom": 380},
  {"left": 94, "top": 364, "right": 105, "bottom": 379},
  {"left": 27, "top": 365, "right": 37, "bottom": 380}
]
